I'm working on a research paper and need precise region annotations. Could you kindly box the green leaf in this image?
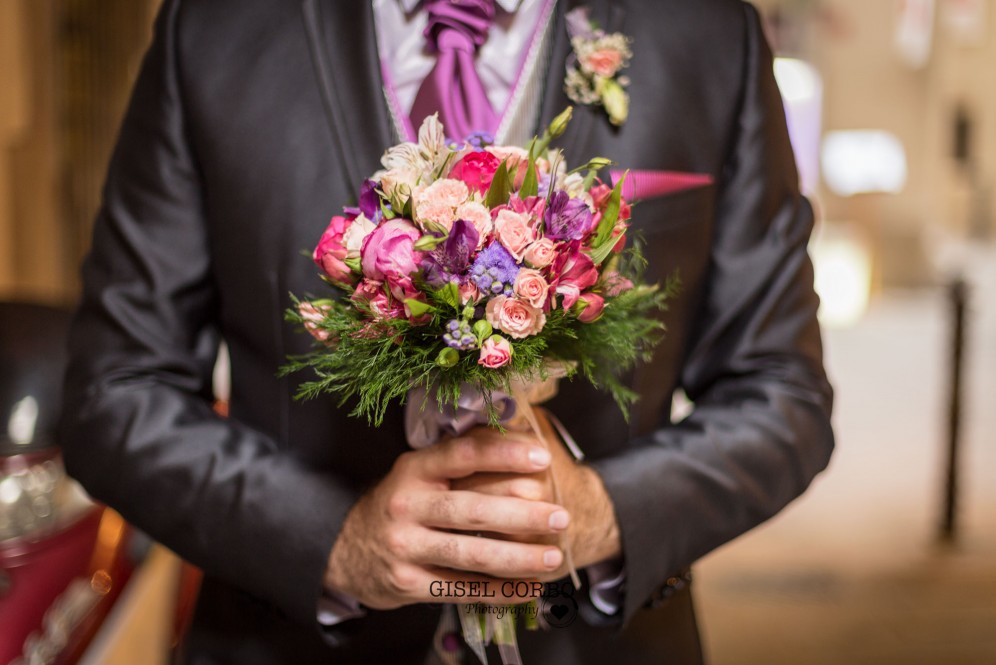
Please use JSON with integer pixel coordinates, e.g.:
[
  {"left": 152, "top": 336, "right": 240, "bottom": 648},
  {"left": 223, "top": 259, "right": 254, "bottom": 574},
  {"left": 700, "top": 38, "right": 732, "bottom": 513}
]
[
  {"left": 485, "top": 161, "right": 512, "bottom": 208},
  {"left": 588, "top": 236, "right": 618, "bottom": 266},
  {"left": 472, "top": 319, "right": 493, "bottom": 342},
  {"left": 591, "top": 171, "right": 626, "bottom": 249},
  {"left": 404, "top": 298, "right": 436, "bottom": 318},
  {"left": 434, "top": 281, "right": 460, "bottom": 309},
  {"left": 343, "top": 257, "right": 361, "bottom": 273},
  {"left": 414, "top": 234, "right": 446, "bottom": 251},
  {"left": 519, "top": 160, "right": 539, "bottom": 198},
  {"left": 380, "top": 197, "right": 396, "bottom": 220}
]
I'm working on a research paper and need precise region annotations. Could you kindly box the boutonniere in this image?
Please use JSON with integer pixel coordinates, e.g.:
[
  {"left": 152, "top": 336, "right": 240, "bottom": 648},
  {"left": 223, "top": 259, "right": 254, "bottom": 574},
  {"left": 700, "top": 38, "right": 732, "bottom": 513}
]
[{"left": 563, "top": 6, "right": 633, "bottom": 127}]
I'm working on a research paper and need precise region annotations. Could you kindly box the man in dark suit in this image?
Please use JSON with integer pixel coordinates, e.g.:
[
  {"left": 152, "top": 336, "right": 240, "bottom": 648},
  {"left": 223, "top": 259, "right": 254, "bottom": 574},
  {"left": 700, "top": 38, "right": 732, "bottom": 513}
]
[{"left": 60, "top": 0, "right": 834, "bottom": 663}]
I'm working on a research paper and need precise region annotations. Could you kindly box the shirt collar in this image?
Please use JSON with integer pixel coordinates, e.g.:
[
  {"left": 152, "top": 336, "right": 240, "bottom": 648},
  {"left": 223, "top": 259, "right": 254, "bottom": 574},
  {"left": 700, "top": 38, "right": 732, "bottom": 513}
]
[{"left": 399, "top": 0, "right": 523, "bottom": 14}]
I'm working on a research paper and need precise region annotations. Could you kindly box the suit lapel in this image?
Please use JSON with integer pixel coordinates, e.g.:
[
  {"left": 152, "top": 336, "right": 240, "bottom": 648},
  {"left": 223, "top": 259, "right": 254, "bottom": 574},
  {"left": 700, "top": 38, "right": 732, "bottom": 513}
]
[{"left": 301, "top": 0, "right": 394, "bottom": 194}]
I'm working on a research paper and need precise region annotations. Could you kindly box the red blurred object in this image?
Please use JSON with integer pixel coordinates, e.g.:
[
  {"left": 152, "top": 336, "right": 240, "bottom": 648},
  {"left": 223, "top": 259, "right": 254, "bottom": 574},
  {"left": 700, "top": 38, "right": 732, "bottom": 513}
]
[
  {"left": 0, "top": 453, "right": 134, "bottom": 664},
  {"left": 0, "top": 302, "right": 136, "bottom": 662}
]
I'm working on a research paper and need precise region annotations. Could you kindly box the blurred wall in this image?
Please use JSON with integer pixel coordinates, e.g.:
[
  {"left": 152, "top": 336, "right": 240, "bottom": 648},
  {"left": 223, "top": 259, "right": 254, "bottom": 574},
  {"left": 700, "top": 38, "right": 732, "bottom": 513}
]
[
  {"left": 0, "top": 0, "right": 160, "bottom": 305},
  {"left": 758, "top": 0, "right": 995, "bottom": 281}
]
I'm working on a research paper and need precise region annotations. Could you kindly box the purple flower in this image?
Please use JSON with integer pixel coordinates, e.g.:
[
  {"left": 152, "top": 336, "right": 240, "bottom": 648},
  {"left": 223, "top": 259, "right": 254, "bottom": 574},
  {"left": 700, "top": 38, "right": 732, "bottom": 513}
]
[
  {"left": 470, "top": 241, "right": 519, "bottom": 297},
  {"left": 359, "top": 179, "right": 381, "bottom": 220},
  {"left": 420, "top": 220, "right": 479, "bottom": 287},
  {"left": 343, "top": 179, "right": 384, "bottom": 222},
  {"left": 544, "top": 190, "right": 592, "bottom": 241},
  {"left": 443, "top": 319, "right": 477, "bottom": 351}
]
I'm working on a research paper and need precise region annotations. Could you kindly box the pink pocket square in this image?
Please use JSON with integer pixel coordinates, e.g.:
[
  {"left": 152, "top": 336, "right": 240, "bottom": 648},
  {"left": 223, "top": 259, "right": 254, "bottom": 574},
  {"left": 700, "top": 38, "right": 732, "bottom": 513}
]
[{"left": 609, "top": 170, "right": 714, "bottom": 201}]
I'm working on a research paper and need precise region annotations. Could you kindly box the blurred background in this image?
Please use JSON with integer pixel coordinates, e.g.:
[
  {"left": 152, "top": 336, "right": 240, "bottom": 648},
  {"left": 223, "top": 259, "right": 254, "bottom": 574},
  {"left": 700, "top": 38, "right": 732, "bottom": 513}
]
[{"left": 0, "top": 0, "right": 993, "bottom": 663}]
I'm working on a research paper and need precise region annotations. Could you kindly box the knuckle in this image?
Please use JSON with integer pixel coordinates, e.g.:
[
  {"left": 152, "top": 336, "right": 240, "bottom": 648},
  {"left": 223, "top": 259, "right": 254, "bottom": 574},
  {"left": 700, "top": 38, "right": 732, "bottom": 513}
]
[
  {"left": 466, "top": 497, "right": 489, "bottom": 527},
  {"left": 386, "top": 492, "right": 410, "bottom": 521},
  {"left": 384, "top": 529, "right": 409, "bottom": 560},
  {"left": 392, "top": 451, "right": 416, "bottom": 475},
  {"left": 386, "top": 564, "right": 419, "bottom": 596}
]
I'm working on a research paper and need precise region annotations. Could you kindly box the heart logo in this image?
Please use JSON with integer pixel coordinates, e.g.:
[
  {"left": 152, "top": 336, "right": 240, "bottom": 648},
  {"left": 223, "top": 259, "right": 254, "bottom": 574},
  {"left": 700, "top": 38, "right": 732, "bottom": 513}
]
[{"left": 550, "top": 604, "right": 569, "bottom": 619}]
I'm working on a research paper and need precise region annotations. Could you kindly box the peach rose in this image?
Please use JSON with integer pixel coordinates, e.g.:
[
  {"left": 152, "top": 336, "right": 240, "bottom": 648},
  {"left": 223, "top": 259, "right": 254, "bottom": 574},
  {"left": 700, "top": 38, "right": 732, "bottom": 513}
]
[
  {"left": 522, "top": 238, "right": 557, "bottom": 269},
  {"left": 485, "top": 295, "right": 546, "bottom": 339},
  {"left": 514, "top": 269, "right": 550, "bottom": 309},
  {"left": 494, "top": 209, "right": 535, "bottom": 261},
  {"left": 583, "top": 48, "right": 624, "bottom": 77}
]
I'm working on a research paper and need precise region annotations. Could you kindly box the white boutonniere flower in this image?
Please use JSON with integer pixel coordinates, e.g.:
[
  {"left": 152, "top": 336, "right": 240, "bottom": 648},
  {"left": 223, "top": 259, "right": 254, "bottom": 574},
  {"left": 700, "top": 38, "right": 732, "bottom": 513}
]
[{"left": 564, "top": 7, "right": 633, "bottom": 127}]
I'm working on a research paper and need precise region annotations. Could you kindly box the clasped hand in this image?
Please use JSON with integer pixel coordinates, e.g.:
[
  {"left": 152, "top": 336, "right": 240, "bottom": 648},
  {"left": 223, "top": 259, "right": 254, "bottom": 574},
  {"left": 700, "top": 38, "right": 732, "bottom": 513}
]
[{"left": 325, "top": 415, "right": 620, "bottom": 610}]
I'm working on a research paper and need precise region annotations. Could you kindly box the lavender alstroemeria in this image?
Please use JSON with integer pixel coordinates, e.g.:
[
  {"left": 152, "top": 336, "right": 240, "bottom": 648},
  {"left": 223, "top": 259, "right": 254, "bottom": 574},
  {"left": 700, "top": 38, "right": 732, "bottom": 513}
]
[
  {"left": 470, "top": 241, "right": 519, "bottom": 296},
  {"left": 420, "top": 220, "right": 479, "bottom": 287},
  {"left": 544, "top": 190, "right": 592, "bottom": 241}
]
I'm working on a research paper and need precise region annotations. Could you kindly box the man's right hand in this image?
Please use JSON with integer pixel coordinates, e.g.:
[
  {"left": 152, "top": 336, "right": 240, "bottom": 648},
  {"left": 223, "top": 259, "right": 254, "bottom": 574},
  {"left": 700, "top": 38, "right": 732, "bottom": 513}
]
[{"left": 324, "top": 432, "right": 571, "bottom": 610}]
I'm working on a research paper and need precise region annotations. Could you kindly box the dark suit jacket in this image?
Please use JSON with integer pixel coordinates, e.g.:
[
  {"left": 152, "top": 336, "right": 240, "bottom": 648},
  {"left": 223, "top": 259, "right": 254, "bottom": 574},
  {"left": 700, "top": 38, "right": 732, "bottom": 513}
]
[{"left": 60, "top": 0, "right": 834, "bottom": 663}]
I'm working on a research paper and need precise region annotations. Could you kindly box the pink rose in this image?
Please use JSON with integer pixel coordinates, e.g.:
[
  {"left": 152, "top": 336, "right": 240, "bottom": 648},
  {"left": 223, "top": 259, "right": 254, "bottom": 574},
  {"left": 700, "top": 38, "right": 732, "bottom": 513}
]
[
  {"left": 576, "top": 293, "right": 605, "bottom": 323},
  {"left": 313, "top": 215, "right": 355, "bottom": 283},
  {"left": 298, "top": 301, "right": 334, "bottom": 344},
  {"left": 493, "top": 209, "right": 535, "bottom": 261},
  {"left": 360, "top": 219, "right": 422, "bottom": 282},
  {"left": 522, "top": 238, "right": 557, "bottom": 269},
  {"left": 583, "top": 48, "right": 624, "bottom": 77},
  {"left": 459, "top": 280, "right": 482, "bottom": 305},
  {"left": 478, "top": 335, "right": 513, "bottom": 369},
  {"left": 486, "top": 146, "right": 529, "bottom": 188},
  {"left": 485, "top": 295, "right": 546, "bottom": 339},
  {"left": 514, "top": 269, "right": 550, "bottom": 310},
  {"left": 449, "top": 151, "right": 501, "bottom": 194}
]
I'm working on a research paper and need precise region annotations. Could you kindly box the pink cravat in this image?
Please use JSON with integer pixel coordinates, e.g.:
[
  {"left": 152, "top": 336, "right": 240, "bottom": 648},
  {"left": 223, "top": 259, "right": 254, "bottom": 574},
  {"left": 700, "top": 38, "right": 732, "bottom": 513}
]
[{"left": 410, "top": 0, "right": 499, "bottom": 142}]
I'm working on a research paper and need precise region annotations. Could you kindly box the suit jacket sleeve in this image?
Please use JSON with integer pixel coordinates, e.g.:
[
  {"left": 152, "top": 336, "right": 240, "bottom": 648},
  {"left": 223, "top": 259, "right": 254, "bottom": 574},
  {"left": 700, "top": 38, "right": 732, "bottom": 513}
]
[
  {"left": 59, "top": 0, "right": 357, "bottom": 629},
  {"left": 589, "top": 3, "right": 835, "bottom": 624}
]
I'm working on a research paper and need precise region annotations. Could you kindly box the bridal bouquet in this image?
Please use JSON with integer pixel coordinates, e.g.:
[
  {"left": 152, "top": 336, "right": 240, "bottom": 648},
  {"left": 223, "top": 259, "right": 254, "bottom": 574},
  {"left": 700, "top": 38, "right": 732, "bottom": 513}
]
[
  {"left": 283, "top": 108, "right": 672, "bottom": 663},
  {"left": 285, "top": 108, "right": 670, "bottom": 425}
]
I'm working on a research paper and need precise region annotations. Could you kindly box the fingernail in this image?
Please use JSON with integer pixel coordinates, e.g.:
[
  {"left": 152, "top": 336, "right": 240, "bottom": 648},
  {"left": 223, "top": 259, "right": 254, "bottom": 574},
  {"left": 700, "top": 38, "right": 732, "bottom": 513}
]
[
  {"left": 548, "top": 510, "right": 570, "bottom": 530},
  {"left": 528, "top": 448, "right": 551, "bottom": 467},
  {"left": 543, "top": 549, "right": 563, "bottom": 569}
]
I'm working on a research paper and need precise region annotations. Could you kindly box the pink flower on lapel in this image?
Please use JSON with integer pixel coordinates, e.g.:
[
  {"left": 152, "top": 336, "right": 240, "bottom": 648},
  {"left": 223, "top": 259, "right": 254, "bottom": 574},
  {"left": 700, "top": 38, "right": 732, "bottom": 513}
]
[{"left": 563, "top": 7, "right": 633, "bottom": 127}]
